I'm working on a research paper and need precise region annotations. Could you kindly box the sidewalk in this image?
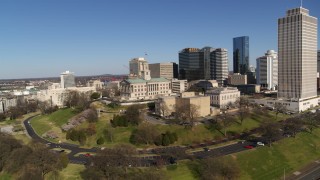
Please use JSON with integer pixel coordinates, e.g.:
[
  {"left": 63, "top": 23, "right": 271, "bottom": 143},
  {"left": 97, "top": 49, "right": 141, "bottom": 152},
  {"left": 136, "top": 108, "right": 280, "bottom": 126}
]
[{"left": 287, "top": 160, "right": 320, "bottom": 180}]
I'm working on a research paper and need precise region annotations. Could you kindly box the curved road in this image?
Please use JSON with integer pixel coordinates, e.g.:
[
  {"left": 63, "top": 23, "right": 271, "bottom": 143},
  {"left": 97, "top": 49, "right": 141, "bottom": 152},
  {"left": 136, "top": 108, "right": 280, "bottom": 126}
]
[{"left": 21, "top": 115, "right": 285, "bottom": 167}]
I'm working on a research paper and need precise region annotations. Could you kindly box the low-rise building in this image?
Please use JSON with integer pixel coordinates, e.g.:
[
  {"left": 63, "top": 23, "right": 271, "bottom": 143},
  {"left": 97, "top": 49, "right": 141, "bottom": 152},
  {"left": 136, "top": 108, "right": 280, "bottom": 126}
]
[
  {"left": 227, "top": 73, "right": 247, "bottom": 85},
  {"left": 171, "top": 79, "right": 188, "bottom": 94},
  {"left": 87, "top": 80, "right": 103, "bottom": 90},
  {"left": 120, "top": 77, "right": 172, "bottom": 101},
  {"left": 155, "top": 92, "right": 210, "bottom": 117},
  {"left": 205, "top": 87, "right": 240, "bottom": 108},
  {"left": 0, "top": 98, "right": 17, "bottom": 113}
]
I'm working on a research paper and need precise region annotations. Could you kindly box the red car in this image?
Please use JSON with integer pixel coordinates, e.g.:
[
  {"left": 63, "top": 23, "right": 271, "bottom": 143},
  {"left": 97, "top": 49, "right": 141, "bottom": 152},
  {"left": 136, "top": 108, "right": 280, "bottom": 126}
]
[
  {"left": 244, "top": 145, "right": 254, "bottom": 149},
  {"left": 84, "top": 153, "right": 91, "bottom": 157}
]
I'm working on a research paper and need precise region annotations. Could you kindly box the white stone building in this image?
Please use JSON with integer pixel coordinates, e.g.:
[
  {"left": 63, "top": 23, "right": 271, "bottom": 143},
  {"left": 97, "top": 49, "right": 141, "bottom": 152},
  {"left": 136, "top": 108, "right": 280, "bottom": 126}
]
[
  {"left": 120, "top": 77, "right": 172, "bottom": 101},
  {"left": 205, "top": 87, "right": 240, "bottom": 108},
  {"left": 256, "top": 50, "right": 278, "bottom": 90}
]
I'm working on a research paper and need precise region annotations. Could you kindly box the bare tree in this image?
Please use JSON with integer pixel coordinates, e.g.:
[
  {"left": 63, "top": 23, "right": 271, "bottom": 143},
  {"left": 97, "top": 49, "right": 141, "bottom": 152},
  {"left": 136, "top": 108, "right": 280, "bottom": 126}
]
[
  {"left": 274, "top": 102, "right": 287, "bottom": 121},
  {"left": 260, "top": 122, "right": 282, "bottom": 147},
  {"left": 219, "top": 109, "right": 236, "bottom": 137},
  {"left": 159, "top": 102, "right": 170, "bottom": 117}
]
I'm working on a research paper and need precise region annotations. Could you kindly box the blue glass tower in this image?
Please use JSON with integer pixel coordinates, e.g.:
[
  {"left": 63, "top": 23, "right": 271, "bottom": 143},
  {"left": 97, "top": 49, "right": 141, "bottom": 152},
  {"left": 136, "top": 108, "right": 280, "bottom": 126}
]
[{"left": 233, "top": 36, "right": 249, "bottom": 74}]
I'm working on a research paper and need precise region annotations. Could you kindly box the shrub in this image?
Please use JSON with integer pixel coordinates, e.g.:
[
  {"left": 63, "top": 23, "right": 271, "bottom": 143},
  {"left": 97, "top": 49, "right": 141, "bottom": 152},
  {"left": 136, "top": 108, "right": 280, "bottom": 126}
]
[{"left": 96, "top": 137, "right": 105, "bottom": 145}]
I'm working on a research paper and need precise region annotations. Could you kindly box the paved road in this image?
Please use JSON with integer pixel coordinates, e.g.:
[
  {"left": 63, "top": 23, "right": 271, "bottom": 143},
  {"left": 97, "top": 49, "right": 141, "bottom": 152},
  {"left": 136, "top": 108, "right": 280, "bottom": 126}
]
[
  {"left": 298, "top": 166, "right": 320, "bottom": 180},
  {"left": 23, "top": 115, "right": 96, "bottom": 164}
]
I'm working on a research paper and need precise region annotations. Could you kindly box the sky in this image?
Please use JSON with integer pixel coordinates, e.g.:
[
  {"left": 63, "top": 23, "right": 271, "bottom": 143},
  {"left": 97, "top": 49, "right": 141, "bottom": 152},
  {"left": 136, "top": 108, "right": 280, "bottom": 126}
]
[{"left": 0, "top": 0, "right": 319, "bottom": 79}]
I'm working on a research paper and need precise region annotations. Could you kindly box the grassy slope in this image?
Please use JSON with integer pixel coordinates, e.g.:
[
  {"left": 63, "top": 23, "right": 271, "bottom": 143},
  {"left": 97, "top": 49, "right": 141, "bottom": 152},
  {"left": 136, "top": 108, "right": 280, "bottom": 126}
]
[
  {"left": 236, "top": 128, "right": 320, "bottom": 180},
  {"left": 30, "top": 108, "right": 77, "bottom": 142}
]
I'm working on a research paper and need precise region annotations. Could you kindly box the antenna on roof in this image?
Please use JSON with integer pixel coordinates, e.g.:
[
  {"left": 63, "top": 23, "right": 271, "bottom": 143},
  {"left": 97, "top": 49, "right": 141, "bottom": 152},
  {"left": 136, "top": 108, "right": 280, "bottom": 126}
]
[{"left": 300, "top": 0, "right": 303, "bottom": 7}]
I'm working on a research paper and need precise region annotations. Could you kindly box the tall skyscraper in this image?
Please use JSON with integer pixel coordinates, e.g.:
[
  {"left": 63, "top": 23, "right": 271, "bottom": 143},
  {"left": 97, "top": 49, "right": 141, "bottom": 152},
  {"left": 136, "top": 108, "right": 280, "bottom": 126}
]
[
  {"left": 233, "top": 36, "right": 249, "bottom": 75},
  {"left": 317, "top": 50, "right": 320, "bottom": 73},
  {"left": 256, "top": 50, "right": 278, "bottom": 90},
  {"left": 210, "top": 48, "right": 229, "bottom": 85},
  {"left": 179, "top": 47, "right": 228, "bottom": 84},
  {"left": 60, "top": 71, "right": 75, "bottom": 89},
  {"left": 278, "top": 7, "right": 317, "bottom": 100},
  {"left": 129, "top": 57, "right": 151, "bottom": 80}
]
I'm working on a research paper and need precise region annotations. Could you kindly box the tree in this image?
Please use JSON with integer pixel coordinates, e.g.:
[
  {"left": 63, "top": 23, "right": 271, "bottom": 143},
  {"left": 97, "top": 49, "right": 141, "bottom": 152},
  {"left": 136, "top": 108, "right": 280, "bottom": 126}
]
[
  {"left": 302, "top": 112, "right": 318, "bottom": 133},
  {"left": 130, "top": 123, "right": 159, "bottom": 145},
  {"left": 192, "top": 157, "right": 241, "bottom": 180},
  {"left": 58, "top": 152, "right": 69, "bottom": 169},
  {"left": 283, "top": 117, "right": 302, "bottom": 138},
  {"left": 90, "top": 92, "right": 100, "bottom": 100},
  {"left": 260, "top": 122, "right": 281, "bottom": 146},
  {"left": 96, "top": 137, "right": 105, "bottom": 145},
  {"left": 85, "top": 144, "right": 137, "bottom": 179},
  {"left": 159, "top": 101, "right": 170, "bottom": 117},
  {"left": 86, "top": 108, "right": 98, "bottom": 123},
  {"left": 236, "top": 96, "right": 250, "bottom": 125},
  {"left": 175, "top": 103, "right": 200, "bottom": 129},
  {"left": 219, "top": 109, "right": 236, "bottom": 137},
  {"left": 27, "top": 142, "right": 60, "bottom": 179},
  {"left": 85, "top": 123, "right": 97, "bottom": 136},
  {"left": 238, "top": 106, "right": 250, "bottom": 125},
  {"left": 274, "top": 102, "right": 287, "bottom": 120},
  {"left": 0, "top": 113, "right": 6, "bottom": 121},
  {"left": 125, "top": 105, "right": 142, "bottom": 125}
]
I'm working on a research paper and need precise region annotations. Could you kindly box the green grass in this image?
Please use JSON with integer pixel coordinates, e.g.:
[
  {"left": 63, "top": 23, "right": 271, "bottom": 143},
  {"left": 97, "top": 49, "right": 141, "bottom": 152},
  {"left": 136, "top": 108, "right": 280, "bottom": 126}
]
[
  {"left": 235, "top": 128, "right": 320, "bottom": 180},
  {"left": 0, "top": 173, "right": 12, "bottom": 180},
  {"left": 47, "top": 108, "right": 77, "bottom": 127},
  {"left": 165, "top": 160, "right": 195, "bottom": 180},
  {"left": 46, "top": 164, "right": 85, "bottom": 180}
]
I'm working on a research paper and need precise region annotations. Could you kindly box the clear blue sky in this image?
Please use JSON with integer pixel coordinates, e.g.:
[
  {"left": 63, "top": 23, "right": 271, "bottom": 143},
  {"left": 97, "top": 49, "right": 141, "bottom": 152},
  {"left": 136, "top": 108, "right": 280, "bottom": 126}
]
[{"left": 0, "top": 0, "right": 319, "bottom": 79}]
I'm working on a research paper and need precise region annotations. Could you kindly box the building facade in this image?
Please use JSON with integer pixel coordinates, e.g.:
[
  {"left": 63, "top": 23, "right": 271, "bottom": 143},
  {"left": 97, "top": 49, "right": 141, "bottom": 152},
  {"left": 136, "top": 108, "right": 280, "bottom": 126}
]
[
  {"left": 210, "top": 48, "right": 229, "bottom": 85},
  {"left": 171, "top": 79, "right": 188, "bottom": 94},
  {"left": 120, "top": 78, "right": 172, "bottom": 101},
  {"left": 129, "top": 58, "right": 151, "bottom": 80},
  {"left": 0, "top": 98, "right": 17, "bottom": 113},
  {"left": 60, "top": 71, "right": 75, "bottom": 89},
  {"left": 179, "top": 47, "right": 228, "bottom": 84},
  {"left": 278, "top": 7, "right": 317, "bottom": 100},
  {"left": 149, "top": 63, "right": 174, "bottom": 79},
  {"left": 233, "top": 36, "right": 249, "bottom": 74},
  {"left": 155, "top": 92, "right": 210, "bottom": 117},
  {"left": 205, "top": 87, "right": 240, "bottom": 108},
  {"left": 227, "top": 73, "right": 247, "bottom": 85},
  {"left": 318, "top": 50, "right": 320, "bottom": 73},
  {"left": 256, "top": 50, "right": 278, "bottom": 90}
]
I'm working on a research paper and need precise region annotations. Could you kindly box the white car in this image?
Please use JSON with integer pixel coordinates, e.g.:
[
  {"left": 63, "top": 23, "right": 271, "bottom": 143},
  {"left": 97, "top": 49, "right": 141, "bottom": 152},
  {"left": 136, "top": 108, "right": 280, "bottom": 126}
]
[{"left": 257, "top": 142, "right": 265, "bottom": 146}]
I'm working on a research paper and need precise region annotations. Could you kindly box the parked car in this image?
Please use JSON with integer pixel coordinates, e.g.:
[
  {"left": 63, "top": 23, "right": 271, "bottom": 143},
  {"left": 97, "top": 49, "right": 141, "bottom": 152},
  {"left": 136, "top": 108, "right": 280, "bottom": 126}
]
[
  {"left": 244, "top": 145, "right": 254, "bottom": 149},
  {"left": 84, "top": 153, "right": 91, "bottom": 157},
  {"left": 203, "top": 147, "right": 210, "bottom": 152},
  {"left": 257, "top": 142, "right": 265, "bottom": 146}
]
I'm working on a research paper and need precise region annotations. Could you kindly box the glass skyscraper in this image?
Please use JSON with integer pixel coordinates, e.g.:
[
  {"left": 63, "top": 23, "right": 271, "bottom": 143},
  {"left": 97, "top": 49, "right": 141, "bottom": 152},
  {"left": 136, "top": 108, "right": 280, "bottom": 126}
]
[{"left": 233, "top": 36, "right": 249, "bottom": 74}]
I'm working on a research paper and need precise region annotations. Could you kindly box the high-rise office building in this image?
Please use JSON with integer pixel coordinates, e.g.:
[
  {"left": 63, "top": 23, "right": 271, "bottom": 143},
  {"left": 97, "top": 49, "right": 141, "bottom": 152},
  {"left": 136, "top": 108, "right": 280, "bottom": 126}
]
[
  {"left": 60, "top": 71, "right": 75, "bottom": 89},
  {"left": 172, "top": 62, "right": 179, "bottom": 79},
  {"left": 210, "top": 48, "right": 229, "bottom": 84},
  {"left": 317, "top": 50, "right": 320, "bottom": 73},
  {"left": 129, "top": 57, "right": 151, "bottom": 80},
  {"left": 278, "top": 7, "right": 317, "bottom": 100},
  {"left": 256, "top": 50, "right": 278, "bottom": 90},
  {"left": 233, "top": 36, "right": 249, "bottom": 74},
  {"left": 179, "top": 48, "right": 204, "bottom": 81},
  {"left": 149, "top": 62, "right": 174, "bottom": 79},
  {"left": 179, "top": 47, "right": 228, "bottom": 85}
]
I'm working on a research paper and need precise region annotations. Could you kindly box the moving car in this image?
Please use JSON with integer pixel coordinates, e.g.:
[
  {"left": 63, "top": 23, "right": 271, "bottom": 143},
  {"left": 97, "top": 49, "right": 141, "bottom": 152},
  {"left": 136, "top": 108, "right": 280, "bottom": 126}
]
[{"left": 244, "top": 145, "right": 254, "bottom": 149}]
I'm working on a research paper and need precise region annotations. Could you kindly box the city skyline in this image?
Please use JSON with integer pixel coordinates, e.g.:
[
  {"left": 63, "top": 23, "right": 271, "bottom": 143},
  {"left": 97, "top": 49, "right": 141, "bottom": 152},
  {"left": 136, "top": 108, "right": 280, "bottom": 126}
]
[{"left": 1, "top": 0, "right": 319, "bottom": 79}]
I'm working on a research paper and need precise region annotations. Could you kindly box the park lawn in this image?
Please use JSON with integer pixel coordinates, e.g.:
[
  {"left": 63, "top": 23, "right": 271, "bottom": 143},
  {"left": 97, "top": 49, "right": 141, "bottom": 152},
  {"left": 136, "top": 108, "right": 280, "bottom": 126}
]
[
  {"left": 165, "top": 160, "right": 195, "bottom": 180},
  {"left": 47, "top": 164, "right": 85, "bottom": 180},
  {"left": 14, "top": 134, "right": 32, "bottom": 145},
  {"left": 47, "top": 108, "right": 77, "bottom": 127},
  {"left": 31, "top": 115, "right": 52, "bottom": 136},
  {"left": 235, "top": 128, "right": 320, "bottom": 180}
]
